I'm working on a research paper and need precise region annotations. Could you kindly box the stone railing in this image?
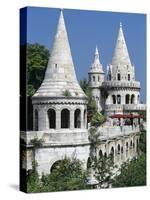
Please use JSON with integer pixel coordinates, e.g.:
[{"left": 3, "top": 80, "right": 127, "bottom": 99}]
[
  {"left": 105, "top": 104, "right": 146, "bottom": 112},
  {"left": 102, "top": 81, "right": 140, "bottom": 89},
  {"left": 123, "top": 104, "right": 146, "bottom": 111},
  {"left": 20, "top": 129, "right": 89, "bottom": 147},
  {"left": 98, "top": 125, "right": 140, "bottom": 140}
]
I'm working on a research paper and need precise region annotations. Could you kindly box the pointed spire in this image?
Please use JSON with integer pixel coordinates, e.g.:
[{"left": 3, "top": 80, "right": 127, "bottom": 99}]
[
  {"left": 112, "top": 22, "right": 131, "bottom": 67},
  {"left": 89, "top": 45, "right": 104, "bottom": 73},
  {"left": 33, "top": 10, "right": 86, "bottom": 98}
]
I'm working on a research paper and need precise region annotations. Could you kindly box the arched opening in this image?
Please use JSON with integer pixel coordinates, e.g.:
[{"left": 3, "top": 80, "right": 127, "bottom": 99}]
[
  {"left": 47, "top": 109, "right": 56, "bottom": 129},
  {"left": 35, "top": 109, "right": 38, "bottom": 131},
  {"left": 87, "top": 157, "right": 92, "bottom": 169},
  {"left": 50, "top": 160, "right": 62, "bottom": 173},
  {"left": 126, "top": 142, "right": 129, "bottom": 152},
  {"left": 121, "top": 146, "right": 123, "bottom": 154},
  {"left": 117, "top": 144, "right": 121, "bottom": 154},
  {"left": 117, "top": 73, "right": 121, "bottom": 81},
  {"left": 128, "top": 74, "right": 130, "bottom": 81},
  {"left": 130, "top": 140, "right": 133, "bottom": 148},
  {"left": 117, "top": 95, "right": 121, "bottom": 104},
  {"left": 137, "top": 95, "right": 140, "bottom": 103},
  {"left": 61, "top": 109, "right": 70, "bottom": 128},
  {"left": 74, "top": 109, "right": 81, "bottom": 128},
  {"left": 93, "top": 76, "right": 95, "bottom": 82},
  {"left": 108, "top": 72, "right": 111, "bottom": 80},
  {"left": 112, "top": 95, "right": 116, "bottom": 104},
  {"left": 104, "top": 152, "right": 107, "bottom": 159},
  {"left": 98, "top": 76, "right": 100, "bottom": 82},
  {"left": 125, "top": 94, "right": 130, "bottom": 104},
  {"left": 110, "top": 146, "right": 114, "bottom": 163},
  {"left": 131, "top": 94, "right": 135, "bottom": 104},
  {"left": 84, "top": 109, "right": 87, "bottom": 128},
  {"left": 99, "top": 150, "right": 103, "bottom": 158}
]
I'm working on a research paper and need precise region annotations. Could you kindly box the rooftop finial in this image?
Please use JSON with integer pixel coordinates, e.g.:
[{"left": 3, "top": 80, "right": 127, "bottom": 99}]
[
  {"left": 95, "top": 45, "right": 99, "bottom": 55},
  {"left": 120, "top": 22, "right": 122, "bottom": 28}
]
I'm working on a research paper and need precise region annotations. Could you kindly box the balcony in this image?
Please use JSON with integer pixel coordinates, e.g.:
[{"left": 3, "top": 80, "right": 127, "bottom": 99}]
[{"left": 102, "top": 81, "right": 140, "bottom": 89}]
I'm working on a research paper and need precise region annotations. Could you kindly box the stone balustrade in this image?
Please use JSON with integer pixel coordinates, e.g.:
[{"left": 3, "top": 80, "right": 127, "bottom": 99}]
[
  {"left": 97, "top": 125, "right": 140, "bottom": 140},
  {"left": 105, "top": 104, "right": 146, "bottom": 112},
  {"left": 102, "top": 81, "right": 140, "bottom": 89},
  {"left": 21, "top": 129, "right": 89, "bottom": 147}
]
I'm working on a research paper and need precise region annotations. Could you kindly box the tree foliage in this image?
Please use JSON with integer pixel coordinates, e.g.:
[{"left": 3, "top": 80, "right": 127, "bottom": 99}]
[
  {"left": 79, "top": 78, "right": 97, "bottom": 117},
  {"left": 112, "top": 153, "right": 146, "bottom": 187},
  {"left": 91, "top": 112, "right": 106, "bottom": 127},
  {"left": 27, "top": 43, "right": 49, "bottom": 96},
  {"left": 27, "top": 157, "right": 87, "bottom": 193}
]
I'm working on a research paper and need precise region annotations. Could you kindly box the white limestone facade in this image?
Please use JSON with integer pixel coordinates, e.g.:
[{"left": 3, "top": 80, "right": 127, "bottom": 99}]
[{"left": 21, "top": 11, "right": 146, "bottom": 177}]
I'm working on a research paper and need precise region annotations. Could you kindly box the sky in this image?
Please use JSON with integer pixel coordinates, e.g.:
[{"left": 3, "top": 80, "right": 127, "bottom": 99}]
[{"left": 25, "top": 7, "right": 146, "bottom": 103}]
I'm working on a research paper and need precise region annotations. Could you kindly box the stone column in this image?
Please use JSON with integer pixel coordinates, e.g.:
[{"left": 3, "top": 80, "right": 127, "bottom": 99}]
[
  {"left": 70, "top": 109, "right": 74, "bottom": 129},
  {"left": 56, "top": 109, "right": 61, "bottom": 129}
]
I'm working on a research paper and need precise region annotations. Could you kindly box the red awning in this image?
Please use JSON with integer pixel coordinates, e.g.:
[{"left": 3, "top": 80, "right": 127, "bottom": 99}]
[{"left": 110, "top": 114, "right": 143, "bottom": 119}]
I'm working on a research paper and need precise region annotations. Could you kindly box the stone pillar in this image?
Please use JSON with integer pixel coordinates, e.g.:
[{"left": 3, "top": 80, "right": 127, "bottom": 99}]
[
  {"left": 70, "top": 109, "right": 74, "bottom": 129},
  {"left": 38, "top": 109, "right": 47, "bottom": 131},
  {"left": 56, "top": 109, "right": 61, "bottom": 129}
]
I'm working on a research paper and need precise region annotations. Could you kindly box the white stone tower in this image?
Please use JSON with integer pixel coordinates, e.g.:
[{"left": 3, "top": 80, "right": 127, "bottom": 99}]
[
  {"left": 102, "top": 23, "right": 141, "bottom": 116},
  {"left": 31, "top": 10, "right": 90, "bottom": 175},
  {"left": 88, "top": 46, "right": 105, "bottom": 111}
]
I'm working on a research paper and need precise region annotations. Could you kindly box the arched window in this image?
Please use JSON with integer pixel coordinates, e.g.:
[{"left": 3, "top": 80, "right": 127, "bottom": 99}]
[
  {"left": 112, "top": 95, "right": 116, "bottom": 104},
  {"left": 50, "top": 160, "right": 62, "bottom": 173},
  {"left": 74, "top": 109, "right": 81, "bottom": 128},
  {"left": 89, "top": 75, "right": 91, "bottom": 82},
  {"left": 35, "top": 109, "right": 38, "bottom": 131},
  {"left": 126, "top": 142, "right": 129, "bottom": 152},
  {"left": 104, "top": 152, "right": 107, "bottom": 158},
  {"left": 128, "top": 74, "right": 130, "bottom": 81},
  {"left": 93, "top": 76, "right": 95, "bottom": 82},
  {"left": 99, "top": 150, "right": 103, "bottom": 158},
  {"left": 117, "top": 73, "right": 121, "bottom": 81},
  {"left": 87, "top": 157, "right": 92, "bottom": 169},
  {"left": 130, "top": 140, "right": 133, "bottom": 148},
  {"left": 131, "top": 94, "right": 135, "bottom": 104},
  {"left": 110, "top": 147, "right": 114, "bottom": 163},
  {"left": 84, "top": 109, "right": 87, "bottom": 128},
  {"left": 125, "top": 94, "right": 130, "bottom": 104},
  {"left": 47, "top": 109, "right": 56, "bottom": 129},
  {"left": 117, "top": 95, "right": 121, "bottom": 104},
  {"left": 108, "top": 73, "right": 111, "bottom": 80},
  {"left": 98, "top": 76, "right": 100, "bottom": 82},
  {"left": 117, "top": 144, "right": 121, "bottom": 154},
  {"left": 61, "top": 109, "right": 70, "bottom": 128},
  {"left": 137, "top": 95, "right": 140, "bottom": 103},
  {"left": 121, "top": 146, "right": 123, "bottom": 154}
]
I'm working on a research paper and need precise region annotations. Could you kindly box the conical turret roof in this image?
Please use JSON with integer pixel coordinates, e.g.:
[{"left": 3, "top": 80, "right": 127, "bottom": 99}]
[
  {"left": 89, "top": 45, "right": 104, "bottom": 73},
  {"left": 112, "top": 22, "right": 131, "bottom": 67},
  {"left": 33, "top": 10, "right": 86, "bottom": 98}
]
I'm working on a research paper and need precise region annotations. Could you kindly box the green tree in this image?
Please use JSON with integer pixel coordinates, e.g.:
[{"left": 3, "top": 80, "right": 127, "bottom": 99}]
[
  {"left": 139, "top": 131, "right": 146, "bottom": 154},
  {"left": 91, "top": 112, "right": 106, "bottom": 127},
  {"left": 26, "top": 161, "right": 41, "bottom": 193},
  {"left": 27, "top": 43, "right": 49, "bottom": 96},
  {"left": 80, "top": 78, "right": 97, "bottom": 119},
  {"left": 27, "top": 157, "right": 88, "bottom": 192},
  {"left": 112, "top": 153, "right": 146, "bottom": 187}
]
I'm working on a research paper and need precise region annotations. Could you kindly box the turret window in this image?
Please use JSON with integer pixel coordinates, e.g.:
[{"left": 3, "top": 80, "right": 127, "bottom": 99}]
[
  {"left": 128, "top": 74, "right": 130, "bottom": 81},
  {"left": 98, "top": 76, "right": 100, "bottom": 81},
  {"left": 117, "top": 95, "right": 121, "bottom": 104},
  {"left": 131, "top": 94, "right": 135, "bottom": 104},
  {"left": 117, "top": 73, "right": 121, "bottom": 81},
  {"left": 48, "top": 109, "right": 56, "bottom": 129},
  {"left": 74, "top": 109, "right": 81, "bottom": 128},
  {"left": 61, "top": 109, "right": 70, "bottom": 128},
  {"left": 112, "top": 95, "right": 116, "bottom": 104},
  {"left": 125, "top": 94, "right": 130, "bottom": 104},
  {"left": 93, "top": 76, "right": 95, "bottom": 82}
]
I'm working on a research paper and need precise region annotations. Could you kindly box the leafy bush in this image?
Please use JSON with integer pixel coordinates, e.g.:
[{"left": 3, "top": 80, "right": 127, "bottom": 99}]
[{"left": 91, "top": 112, "right": 106, "bottom": 127}]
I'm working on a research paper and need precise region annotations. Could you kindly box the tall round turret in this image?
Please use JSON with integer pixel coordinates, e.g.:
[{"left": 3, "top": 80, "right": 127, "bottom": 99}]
[{"left": 88, "top": 46, "right": 105, "bottom": 111}]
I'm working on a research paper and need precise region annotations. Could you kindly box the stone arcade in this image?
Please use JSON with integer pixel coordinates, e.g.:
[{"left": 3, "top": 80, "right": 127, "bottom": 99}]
[{"left": 21, "top": 11, "right": 146, "bottom": 176}]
